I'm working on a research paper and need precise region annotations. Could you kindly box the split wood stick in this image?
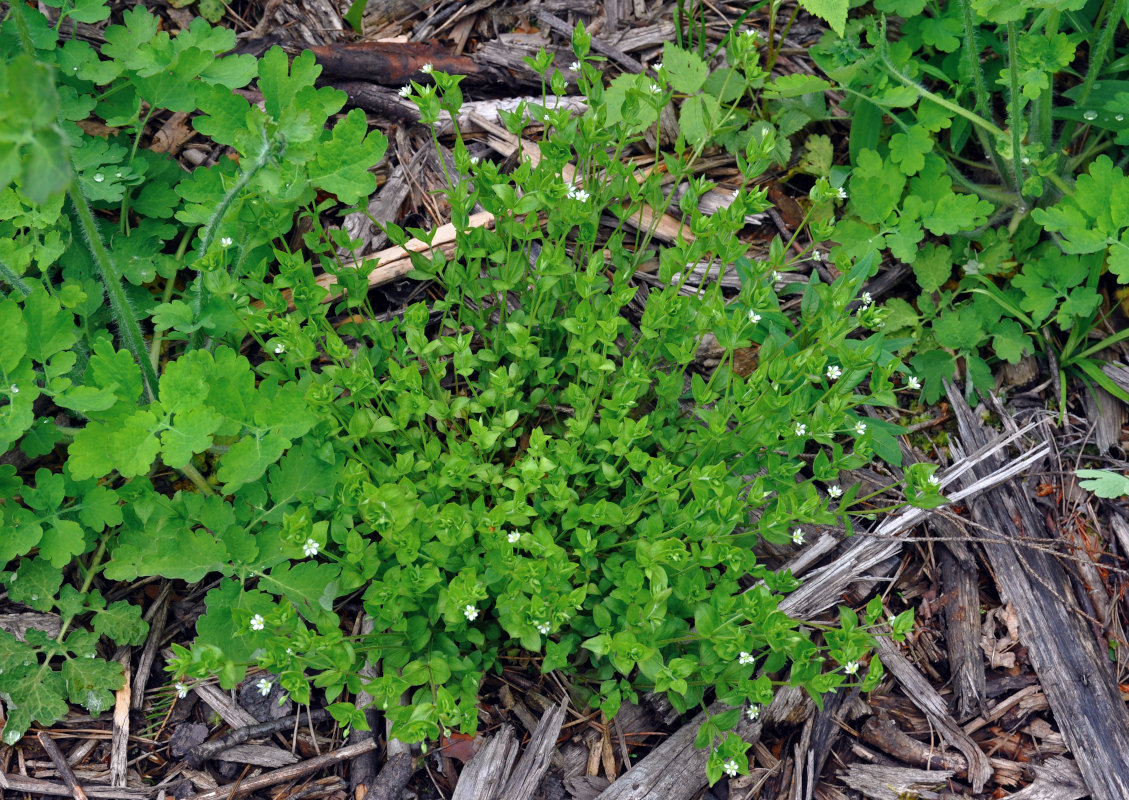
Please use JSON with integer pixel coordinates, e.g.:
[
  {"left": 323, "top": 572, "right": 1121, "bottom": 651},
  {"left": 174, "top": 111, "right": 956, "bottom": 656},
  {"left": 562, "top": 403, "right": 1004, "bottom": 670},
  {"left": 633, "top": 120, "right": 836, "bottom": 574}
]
[
  {"left": 35, "top": 732, "right": 89, "bottom": 800},
  {"left": 181, "top": 738, "right": 378, "bottom": 800}
]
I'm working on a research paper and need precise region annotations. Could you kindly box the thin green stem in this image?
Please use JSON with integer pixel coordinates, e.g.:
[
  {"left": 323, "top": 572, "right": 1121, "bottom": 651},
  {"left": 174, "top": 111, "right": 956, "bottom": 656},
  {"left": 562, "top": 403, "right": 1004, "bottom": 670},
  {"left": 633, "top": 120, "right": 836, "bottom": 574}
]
[
  {"left": 187, "top": 130, "right": 274, "bottom": 351},
  {"left": 69, "top": 186, "right": 160, "bottom": 403},
  {"left": 949, "top": 3, "right": 1012, "bottom": 183},
  {"left": 0, "top": 255, "right": 33, "bottom": 297},
  {"left": 1005, "top": 22, "right": 1025, "bottom": 197},
  {"left": 1057, "top": 0, "right": 1127, "bottom": 152}
]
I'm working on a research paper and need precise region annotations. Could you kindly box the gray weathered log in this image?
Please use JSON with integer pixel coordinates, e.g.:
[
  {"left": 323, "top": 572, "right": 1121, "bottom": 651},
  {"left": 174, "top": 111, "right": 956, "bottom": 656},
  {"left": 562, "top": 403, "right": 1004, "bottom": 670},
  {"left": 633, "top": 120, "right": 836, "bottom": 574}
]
[{"left": 946, "top": 382, "right": 1129, "bottom": 800}]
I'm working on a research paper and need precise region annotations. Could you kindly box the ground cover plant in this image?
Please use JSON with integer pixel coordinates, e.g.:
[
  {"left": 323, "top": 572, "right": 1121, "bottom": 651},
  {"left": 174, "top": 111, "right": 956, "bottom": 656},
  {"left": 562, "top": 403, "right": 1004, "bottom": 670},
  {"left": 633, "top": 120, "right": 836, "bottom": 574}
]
[
  {"left": 0, "top": 0, "right": 957, "bottom": 788},
  {"left": 812, "top": 0, "right": 1129, "bottom": 417}
]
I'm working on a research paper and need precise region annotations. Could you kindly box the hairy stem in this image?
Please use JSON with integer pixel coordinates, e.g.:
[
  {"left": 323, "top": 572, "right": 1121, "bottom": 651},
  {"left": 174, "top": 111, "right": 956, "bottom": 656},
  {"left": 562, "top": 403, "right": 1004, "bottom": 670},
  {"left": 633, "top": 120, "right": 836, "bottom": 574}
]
[{"left": 69, "top": 186, "right": 160, "bottom": 403}]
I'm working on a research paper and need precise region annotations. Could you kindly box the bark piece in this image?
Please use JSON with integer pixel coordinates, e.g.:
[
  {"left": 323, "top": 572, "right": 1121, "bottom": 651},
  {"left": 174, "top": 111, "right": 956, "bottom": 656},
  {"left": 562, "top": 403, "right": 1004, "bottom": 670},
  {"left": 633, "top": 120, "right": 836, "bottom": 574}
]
[
  {"left": 214, "top": 744, "right": 298, "bottom": 768},
  {"left": 936, "top": 524, "right": 987, "bottom": 720},
  {"left": 860, "top": 714, "right": 968, "bottom": 773},
  {"left": 36, "top": 732, "right": 89, "bottom": 800},
  {"left": 946, "top": 382, "right": 1129, "bottom": 800}
]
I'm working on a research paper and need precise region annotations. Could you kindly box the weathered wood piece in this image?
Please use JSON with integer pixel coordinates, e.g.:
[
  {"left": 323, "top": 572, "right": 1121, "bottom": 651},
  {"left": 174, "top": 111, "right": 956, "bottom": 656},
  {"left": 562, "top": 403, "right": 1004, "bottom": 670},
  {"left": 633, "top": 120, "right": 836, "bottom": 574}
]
[
  {"left": 936, "top": 523, "right": 987, "bottom": 720},
  {"left": 873, "top": 637, "right": 992, "bottom": 792},
  {"left": 186, "top": 711, "right": 327, "bottom": 767},
  {"left": 860, "top": 714, "right": 969, "bottom": 773},
  {"left": 946, "top": 383, "right": 1129, "bottom": 800},
  {"left": 839, "top": 764, "right": 954, "bottom": 800},
  {"left": 1003, "top": 758, "right": 1088, "bottom": 800},
  {"left": 594, "top": 686, "right": 806, "bottom": 800},
  {"left": 36, "top": 732, "right": 89, "bottom": 800},
  {"left": 181, "top": 738, "right": 378, "bottom": 800},
  {"left": 0, "top": 773, "right": 154, "bottom": 799},
  {"left": 450, "top": 724, "right": 520, "bottom": 800},
  {"left": 109, "top": 648, "right": 131, "bottom": 787},
  {"left": 498, "top": 700, "right": 567, "bottom": 800}
]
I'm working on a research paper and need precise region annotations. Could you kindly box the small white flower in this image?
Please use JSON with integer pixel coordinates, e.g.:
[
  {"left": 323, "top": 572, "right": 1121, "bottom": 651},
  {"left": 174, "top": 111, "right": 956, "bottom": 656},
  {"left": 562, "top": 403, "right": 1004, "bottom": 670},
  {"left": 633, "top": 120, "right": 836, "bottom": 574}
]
[
  {"left": 794, "top": 422, "right": 806, "bottom": 436},
  {"left": 648, "top": 82, "right": 661, "bottom": 94},
  {"left": 812, "top": 249, "right": 822, "bottom": 262},
  {"left": 286, "top": 648, "right": 293, "bottom": 655},
  {"left": 746, "top": 704, "right": 761, "bottom": 720},
  {"left": 274, "top": 343, "right": 286, "bottom": 355},
  {"left": 175, "top": 683, "right": 189, "bottom": 699},
  {"left": 844, "top": 661, "right": 860, "bottom": 675},
  {"left": 738, "top": 652, "right": 755, "bottom": 665},
  {"left": 837, "top": 187, "right": 848, "bottom": 199},
  {"left": 860, "top": 292, "right": 873, "bottom": 308},
  {"left": 828, "top": 485, "right": 843, "bottom": 499},
  {"left": 722, "top": 758, "right": 740, "bottom": 777},
  {"left": 220, "top": 236, "right": 233, "bottom": 248},
  {"left": 566, "top": 185, "right": 590, "bottom": 202},
  {"left": 907, "top": 375, "right": 921, "bottom": 390},
  {"left": 826, "top": 365, "right": 842, "bottom": 381},
  {"left": 743, "top": 27, "right": 757, "bottom": 37},
  {"left": 772, "top": 270, "right": 782, "bottom": 283},
  {"left": 537, "top": 621, "right": 551, "bottom": 635},
  {"left": 256, "top": 678, "right": 272, "bottom": 697},
  {"left": 569, "top": 60, "right": 581, "bottom": 72},
  {"left": 654, "top": 61, "right": 664, "bottom": 71},
  {"left": 8, "top": 384, "right": 18, "bottom": 394},
  {"left": 792, "top": 528, "right": 805, "bottom": 545},
  {"left": 249, "top": 614, "right": 265, "bottom": 631},
  {"left": 470, "top": 156, "right": 480, "bottom": 165},
  {"left": 507, "top": 531, "right": 520, "bottom": 543},
  {"left": 73, "top": 65, "right": 79, "bottom": 71},
  {"left": 302, "top": 538, "right": 319, "bottom": 557},
  {"left": 93, "top": 172, "right": 104, "bottom": 183},
  {"left": 732, "top": 188, "right": 740, "bottom": 200},
  {"left": 887, "top": 614, "right": 897, "bottom": 626},
  {"left": 747, "top": 310, "right": 761, "bottom": 324},
  {"left": 421, "top": 63, "right": 434, "bottom": 74},
  {"left": 464, "top": 604, "right": 479, "bottom": 621},
  {"left": 398, "top": 85, "right": 412, "bottom": 98},
  {"left": 855, "top": 421, "right": 867, "bottom": 435},
  {"left": 928, "top": 473, "right": 942, "bottom": 488}
]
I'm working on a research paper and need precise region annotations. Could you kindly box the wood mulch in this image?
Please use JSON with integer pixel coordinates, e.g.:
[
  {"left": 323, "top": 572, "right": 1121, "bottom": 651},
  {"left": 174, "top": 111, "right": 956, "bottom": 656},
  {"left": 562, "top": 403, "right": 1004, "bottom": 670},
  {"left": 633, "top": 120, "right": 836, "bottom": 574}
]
[{"left": 6, "top": 0, "right": 1129, "bottom": 798}]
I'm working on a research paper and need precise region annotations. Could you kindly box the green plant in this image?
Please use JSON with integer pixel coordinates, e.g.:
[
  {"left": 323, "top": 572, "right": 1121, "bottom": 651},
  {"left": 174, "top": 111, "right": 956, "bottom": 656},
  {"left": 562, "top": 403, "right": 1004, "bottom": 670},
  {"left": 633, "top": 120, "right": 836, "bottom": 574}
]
[
  {"left": 0, "top": 0, "right": 383, "bottom": 743},
  {"left": 811, "top": 0, "right": 1129, "bottom": 415},
  {"left": 0, "top": 0, "right": 933, "bottom": 783}
]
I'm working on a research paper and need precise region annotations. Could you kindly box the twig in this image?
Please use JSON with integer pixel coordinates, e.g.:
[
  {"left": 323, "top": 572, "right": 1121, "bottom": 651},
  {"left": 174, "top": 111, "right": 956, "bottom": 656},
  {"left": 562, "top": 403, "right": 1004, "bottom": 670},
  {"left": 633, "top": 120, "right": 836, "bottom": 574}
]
[
  {"left": 182, "top": 738, "right": 379, "bottom": 800},
  {"left": 187, "top": 709, "right": 330, "bottom": 767},
  {"left": 36, "top": 732, "right": 89, "bottom": 800}
]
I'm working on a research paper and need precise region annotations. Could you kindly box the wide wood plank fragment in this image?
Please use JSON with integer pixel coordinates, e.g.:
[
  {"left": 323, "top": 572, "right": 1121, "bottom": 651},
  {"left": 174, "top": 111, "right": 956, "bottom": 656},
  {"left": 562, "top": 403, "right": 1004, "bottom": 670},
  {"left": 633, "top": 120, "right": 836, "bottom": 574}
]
[{"left": 945, "top": 384, "right": 1129, "bottom": 800}]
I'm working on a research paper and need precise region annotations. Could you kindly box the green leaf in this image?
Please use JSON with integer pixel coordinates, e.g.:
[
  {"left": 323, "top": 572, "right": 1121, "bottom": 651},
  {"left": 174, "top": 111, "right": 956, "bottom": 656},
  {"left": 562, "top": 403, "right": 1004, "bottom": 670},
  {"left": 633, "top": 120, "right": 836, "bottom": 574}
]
[
  {"left": 39, "top": 520, "right": 85, "bottom": 568},
  {"left": 911, "top": 243, "right": 952, "bottom": 293},
  {"left": 1, "top": 668, "right": 69, "bottom": 744},
  {"left": 888, "top": 126, "right": 932, "bottom": 176},
  {"left": 107, "top": 526, "right": 230, "bottom": 583},
  {"left": 262, "top": 561, "right": 341, "bottom": 623},
  {"left": 217, "top": 432, "right": 290, "bottom": 491},
  {"left": 6, "top": 557, "right": 63, "bottom": 612},
  {"left": 68, "top": 410, "right": 161, "bottom": 480},
  {"left": 763, "top": 73, "right": 831, "bottom": 99},
  {"left": 61, "top": 657, "right": 122, "bottom": 716},
  {"left": 94, "top": 600, "right": 150, "bottom": 645},
  {"left": 160, "top": 406, "right": 223, "bottom": 468},
  {"left": 661, "top": 43, "right": 708, "bottom": 94},
  {"left": 799, "top": 0, "right": 847, "bottom": 35},
  {"left": 308, "top": 109, "right": 389, "bottom": 204},
  {"left": 23, "top": 290, "right": 76, "bottom": 364},
  {"left": 1076, "top": 469, "right": 1129, "bottom": 499}
]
